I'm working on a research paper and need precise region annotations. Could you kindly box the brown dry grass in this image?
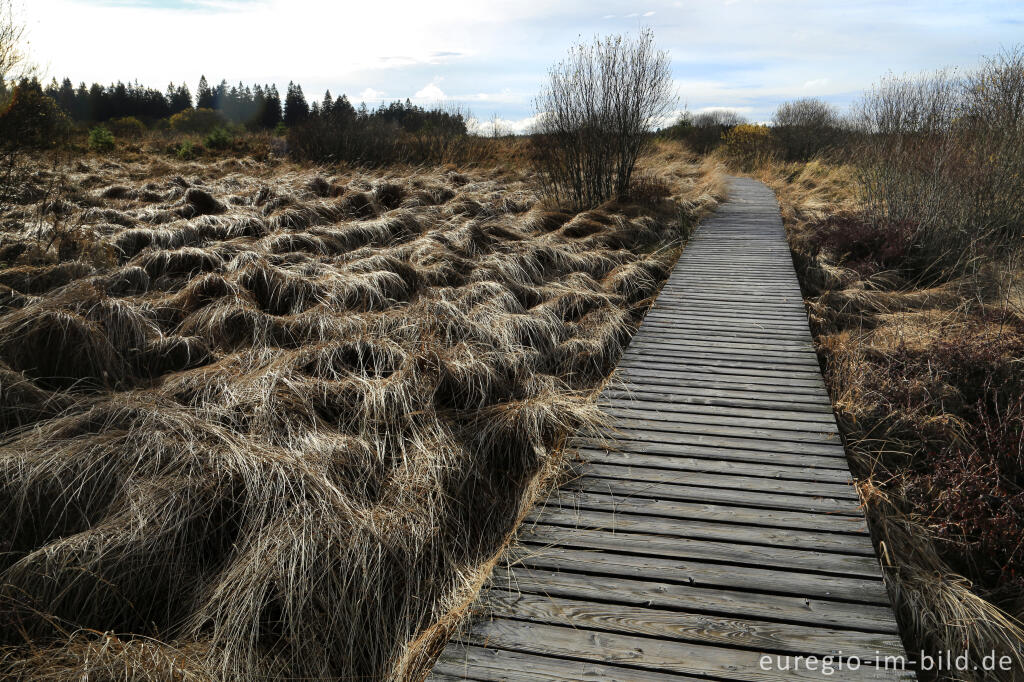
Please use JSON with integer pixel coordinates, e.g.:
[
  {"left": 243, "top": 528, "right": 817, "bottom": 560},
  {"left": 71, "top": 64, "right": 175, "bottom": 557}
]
[
  {"left": 0, "top": 143, "right": 724, "bottom": 680},
  {"left": 758, "top": 159, "right": 1024, "bottom": 681}
]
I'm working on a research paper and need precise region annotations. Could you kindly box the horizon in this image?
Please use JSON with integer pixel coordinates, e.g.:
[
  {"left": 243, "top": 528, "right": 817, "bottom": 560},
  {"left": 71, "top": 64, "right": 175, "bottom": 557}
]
[{"left": 17, "top": 0, "right": 1024, "bottom": 129}]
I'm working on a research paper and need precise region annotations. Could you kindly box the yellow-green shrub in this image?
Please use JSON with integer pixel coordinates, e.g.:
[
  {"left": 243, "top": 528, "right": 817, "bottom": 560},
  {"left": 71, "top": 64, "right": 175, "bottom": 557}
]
[
  {"left": 169, "top": 108, "right": 225, "bottom": 134},
  {"left": 722, "top": 123, "right": 779, "bottom": 170},
  {"left": 107, "top": 116, "right": 146, "bottom": 139}
]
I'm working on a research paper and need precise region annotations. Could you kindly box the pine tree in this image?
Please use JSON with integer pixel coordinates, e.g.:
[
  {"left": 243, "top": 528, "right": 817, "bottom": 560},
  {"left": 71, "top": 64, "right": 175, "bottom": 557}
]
[
  {"left": 57, "top": 78, "right": 75, "bottom": 114},
  {"left": 283, "top": 81, "right": 309, "bottom": 126},
  {"left": 261, "top": 84, "right": 282, "bottom": 129},
  {"left": 334, "top": 94, "right": 356, "bottom": 124},
  {"left": 321, "top": 90, "right": 333, "bottom": 117},
  {"left": 196, "top": 75, "right": 215, "bottom": 109}
]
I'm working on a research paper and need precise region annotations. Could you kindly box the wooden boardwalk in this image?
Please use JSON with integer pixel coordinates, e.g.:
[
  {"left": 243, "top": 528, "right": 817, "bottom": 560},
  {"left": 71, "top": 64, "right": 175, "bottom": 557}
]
[{"left": 430, "top": 178, "right": 914, "bottom": 681}]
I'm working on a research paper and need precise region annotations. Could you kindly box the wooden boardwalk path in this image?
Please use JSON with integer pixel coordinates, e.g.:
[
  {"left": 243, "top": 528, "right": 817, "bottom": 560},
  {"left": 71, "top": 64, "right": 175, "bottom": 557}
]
[{"left": 430, "top": 178, "right": 913, "bottom": 681}]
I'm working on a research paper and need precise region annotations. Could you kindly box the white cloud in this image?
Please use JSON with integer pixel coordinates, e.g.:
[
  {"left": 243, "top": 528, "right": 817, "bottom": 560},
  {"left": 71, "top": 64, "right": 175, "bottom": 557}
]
[
  {"left": 358, "top": 87, "right": 385, "bottom": 102},
  {"left": 413, "top": 80, "right": 447, "bottom": 100},
  {"left": 643, "top": 11, "right": 655, "bottom": 17},
  {"left": 802, "top": 77, "right": 830, "bottom": 89}
]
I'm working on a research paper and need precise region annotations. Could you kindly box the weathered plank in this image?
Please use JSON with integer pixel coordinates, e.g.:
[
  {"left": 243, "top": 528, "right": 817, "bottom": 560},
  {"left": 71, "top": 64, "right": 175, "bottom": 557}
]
[
  {"left": 490, "top": 568, "right": 899, "bottom": 632},
  {"left": 577, "top": 448, "right": 852, "bottom": 482},
  {"left": 519, "top": 524, "right": 882, "bottom": 577},
  {"left": 540, "top": 489, "right": 872, "bottom": 534},
  {"left": 479, "top": 591, "right": 907, "bottom": 657},
  {"left": 454, "top": 619, "right": 911, "bottom": 681},
  {"left": 524, "top": 506, "right": 876, "bottom": 554},
  {"left": 581, "top": 461, "right": 859, "bottom": 498}
]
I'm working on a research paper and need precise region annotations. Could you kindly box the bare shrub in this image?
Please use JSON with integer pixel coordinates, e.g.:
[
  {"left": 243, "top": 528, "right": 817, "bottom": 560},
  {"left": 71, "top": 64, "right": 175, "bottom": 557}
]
[
  {"left": 852, "top": 47, "right": 1024, "bottom": 282},
  {"left": 772, "top": 97, "right": 844, "bottom": 161},
  {"left": 532, "top": 29, "right": 675, "bottom": 208},
  {"left": 664, "top": 109, "right": 746, "bottom": 154},
  {"left": 0, "top": 0, "right": 31, "bottom": 88}
]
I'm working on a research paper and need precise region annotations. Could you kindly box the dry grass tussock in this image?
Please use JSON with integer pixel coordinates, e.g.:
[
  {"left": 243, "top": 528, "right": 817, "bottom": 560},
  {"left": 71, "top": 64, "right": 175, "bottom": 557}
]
[
  {"left": 760, "top": 160, "right": 1024, "bottom": 680},
  {"left": 0, "top": 149, "right": 724, "bottom": 680}
]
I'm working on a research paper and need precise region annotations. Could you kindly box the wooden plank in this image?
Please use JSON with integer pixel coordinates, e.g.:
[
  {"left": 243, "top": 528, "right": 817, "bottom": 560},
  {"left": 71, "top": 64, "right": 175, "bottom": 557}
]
[
  {"left": 480, "top": 591, "right": 907, "bottom": 658},
  {"left": 624, "top": 343, "right": 821, "bottom": 366},
  {"left": 573, "top": 435, "right": 849, "bottom": 465},
  {"left": 598, "top": 424, "right": 848, "bottom": 457},
  {"left": 616, "top": 367, "right": 828, "bottom": 393},
  {"left": 637, "top": 324, "right": 817, "bottom": 341},
  {"left": 600, "top": 387, "right": 835, "bottom": 412},
  {"left": 617, "top": 361, "right": 827, "bottom": 386},
  {"left": 602, "top": 376, "right": 833, "bottom": 401},
  {"left": 457, "top": 619, "right": 911, "bottom": 681},
  {"left": 568, "top": 476, "right": 864, "bottom": 516},
  {"left": 539, "top": 489, "right": 871, "bottom": 534},
  {"left": 601, "top": 403, "right": 838, "bottom": 434},
  {"left": 490, "top": 568, "right": 900, "bottom": 633},
  {"left": 598, "top": 395, "right": 837, "bottom": 425},
  {"left": 524, "top": 506, "right": 876, "bottom": 555},
  {"left": 432, "top": 644, "right": 706, "bottom": 681},
  {"left": 518, "top": 526, "right": 883, "bottom": 579},
  {"left": 618, "top": 354, "right": 826, "bottom": 376},
  {"left": 581, "top": 462, "right": 859, "bottom": 499},
  {"left": 513, "top": 543, "right": 888, "bottom": 603},
  {"left": 578, "top": 448, "right": 852, "bottom": 482},
  {"left": 643, "top": 309, "right": 812, "bottom": 325},
  {"left": 625, "top": 333, "right": 817, "bottom": 352},
  {"left": 603, "top": 414, "right": 841, "bottom": 445}
]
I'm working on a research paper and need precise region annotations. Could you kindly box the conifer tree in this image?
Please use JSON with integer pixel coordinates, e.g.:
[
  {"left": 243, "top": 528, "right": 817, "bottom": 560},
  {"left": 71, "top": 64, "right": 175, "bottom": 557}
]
[
  {"left": 283, "top": 81, "right": 309, "bottom": 126},
  {"left": 196, "top": 75, "right": 214, "bottom": 109},
  {"left": 261, "top": 84, "right": 282, "bottom": 129}
]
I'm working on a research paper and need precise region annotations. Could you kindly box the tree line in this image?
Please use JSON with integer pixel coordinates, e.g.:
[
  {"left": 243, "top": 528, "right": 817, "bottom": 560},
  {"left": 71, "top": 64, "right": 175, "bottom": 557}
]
[{"left": 8, "top": 75, "right": 465, "bottom": 136}]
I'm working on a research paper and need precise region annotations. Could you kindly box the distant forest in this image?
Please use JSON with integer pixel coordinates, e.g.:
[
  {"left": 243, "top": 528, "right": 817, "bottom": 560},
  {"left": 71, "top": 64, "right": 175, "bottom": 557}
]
[{"left": 10, "top": 75, "right": 465, "bottom": 134}]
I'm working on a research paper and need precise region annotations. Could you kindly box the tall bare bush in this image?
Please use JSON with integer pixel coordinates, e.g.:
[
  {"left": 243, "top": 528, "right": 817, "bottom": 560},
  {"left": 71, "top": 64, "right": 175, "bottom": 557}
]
[
  {"left": 532, "top": 29, "right": 675, "bottom": 208},
  {"left": 0, "top": 0, "right": 32, "bottom": 213},
  {"left": 772, "top": 97, "right": 843, "bottom": 161},
  {"left": 0, "top": 0, "right": 30, "bottom": 91},
  {"left": 852, "top": 48, "right": 1024, "bottom": 281}
]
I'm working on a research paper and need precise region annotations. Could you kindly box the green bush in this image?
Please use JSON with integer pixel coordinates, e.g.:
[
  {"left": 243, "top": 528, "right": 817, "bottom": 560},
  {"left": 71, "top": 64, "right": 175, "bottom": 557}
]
[
  {"left": 169, "top": 108, "right": 226, "bottom": 134},
  {"left": 176, "top": 140, "right": 198, "bottom": 160},
  {"left": 203, "top": 127, "right": 233, "bottom": 150},
  {"left": 0, "top": 82, "right": 70, "bottom": 149},
  {"left": 88, "top": 126, "right": 115, "bottom": 152}
]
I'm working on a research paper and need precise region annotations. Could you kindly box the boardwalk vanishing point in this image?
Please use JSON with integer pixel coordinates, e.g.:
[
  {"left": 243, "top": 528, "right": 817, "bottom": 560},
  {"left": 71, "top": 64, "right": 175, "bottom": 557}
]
[{"left": 430, "top": 178, "right": 914, "bottom": 681}]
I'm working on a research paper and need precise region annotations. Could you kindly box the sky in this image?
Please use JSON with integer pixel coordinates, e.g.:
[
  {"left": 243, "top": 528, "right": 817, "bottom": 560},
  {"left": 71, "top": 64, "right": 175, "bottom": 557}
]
[{"left": 18, "top": 0, "right": 1024, "bottom": 131}]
